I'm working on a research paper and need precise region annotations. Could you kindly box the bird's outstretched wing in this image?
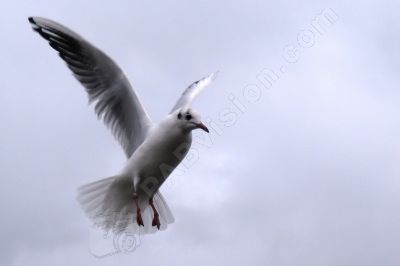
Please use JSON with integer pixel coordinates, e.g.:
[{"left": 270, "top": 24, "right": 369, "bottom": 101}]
[
  {"left": 29, "top": 17, "right": 152, "bottom": 158},
  {"left": 170, "top": 72, "right": 218, "bottom": 113}
]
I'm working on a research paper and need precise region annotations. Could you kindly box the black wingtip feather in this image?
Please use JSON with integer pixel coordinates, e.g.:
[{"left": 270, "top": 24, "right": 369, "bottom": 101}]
[
  {"left": 28, "top": 17, "right": 39, "bottom": 29},
  {"left": 28, "top": 17, "right": 42, "bottom": 34}
]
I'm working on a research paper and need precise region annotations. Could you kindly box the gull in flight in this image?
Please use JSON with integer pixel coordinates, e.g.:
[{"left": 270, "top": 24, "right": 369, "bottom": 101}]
[{"left": 29, "top": 17, "right": 217, "bottom": 234}]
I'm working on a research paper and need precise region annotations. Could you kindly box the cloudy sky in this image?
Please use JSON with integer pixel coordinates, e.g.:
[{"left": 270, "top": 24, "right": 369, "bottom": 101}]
[{"left": 1, "top": 0, "right": 400, "bottom": 265}]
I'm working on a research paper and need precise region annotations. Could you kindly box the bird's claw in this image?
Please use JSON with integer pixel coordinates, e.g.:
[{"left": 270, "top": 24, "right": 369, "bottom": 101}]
[
  {"left": 136, "top": 210, "right": 144, "bottom": 226},
  {"left": 152, "top": 214, "right": 160, "bottom": 230}
]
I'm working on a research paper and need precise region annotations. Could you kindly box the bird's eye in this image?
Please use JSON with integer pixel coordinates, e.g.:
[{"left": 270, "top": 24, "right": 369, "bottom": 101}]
[
  {"left": 185, "top": 114, "right": 192, "bottom": 120},
  {"left": 177, "top": 113, "right": 182, "bottom": 119}
]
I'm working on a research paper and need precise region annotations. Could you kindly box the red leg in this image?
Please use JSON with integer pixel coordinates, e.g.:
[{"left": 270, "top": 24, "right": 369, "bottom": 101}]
[
  {"left": 133, "top": 193, "right": 144, "bottom": 226},
  {"left": 149, "top": 196, "right": 161, "bottom": 230}
]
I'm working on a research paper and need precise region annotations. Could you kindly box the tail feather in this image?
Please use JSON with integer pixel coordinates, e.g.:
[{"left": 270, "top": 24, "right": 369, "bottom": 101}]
[
  {"left": 154, "top": 192, "right": 175, "bottom": 225},
  {"left": 77, "top": 175, "right": 174, "bottom": 234},
  {"left": 78, "top": 176, "right": 115, "bottom": 194}
]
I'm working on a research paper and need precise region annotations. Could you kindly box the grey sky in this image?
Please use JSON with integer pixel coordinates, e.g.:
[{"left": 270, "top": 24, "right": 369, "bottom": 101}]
[{"left": 1, "top": 0, "right": 400, "bottom": 265}]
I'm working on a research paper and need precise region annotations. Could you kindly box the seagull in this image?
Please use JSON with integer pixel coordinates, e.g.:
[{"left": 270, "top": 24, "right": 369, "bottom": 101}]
[{"left": 28, "top": 17, "right": 217, "bottom": 234}]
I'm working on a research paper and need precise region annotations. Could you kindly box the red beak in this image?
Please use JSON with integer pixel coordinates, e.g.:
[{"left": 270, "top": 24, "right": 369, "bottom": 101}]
[{"left": 196, "top": 122, "right": 209, "bottom": 133}]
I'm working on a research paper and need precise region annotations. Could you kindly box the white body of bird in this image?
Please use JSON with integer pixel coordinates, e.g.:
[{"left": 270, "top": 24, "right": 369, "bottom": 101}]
[{"left": 122, "top": 113, "right": 192, "bottom": 194}]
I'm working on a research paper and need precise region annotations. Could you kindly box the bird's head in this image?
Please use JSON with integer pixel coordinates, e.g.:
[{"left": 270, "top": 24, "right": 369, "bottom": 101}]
[{"left": 174, "top": 108, "right": 209, "bottom": 133}]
